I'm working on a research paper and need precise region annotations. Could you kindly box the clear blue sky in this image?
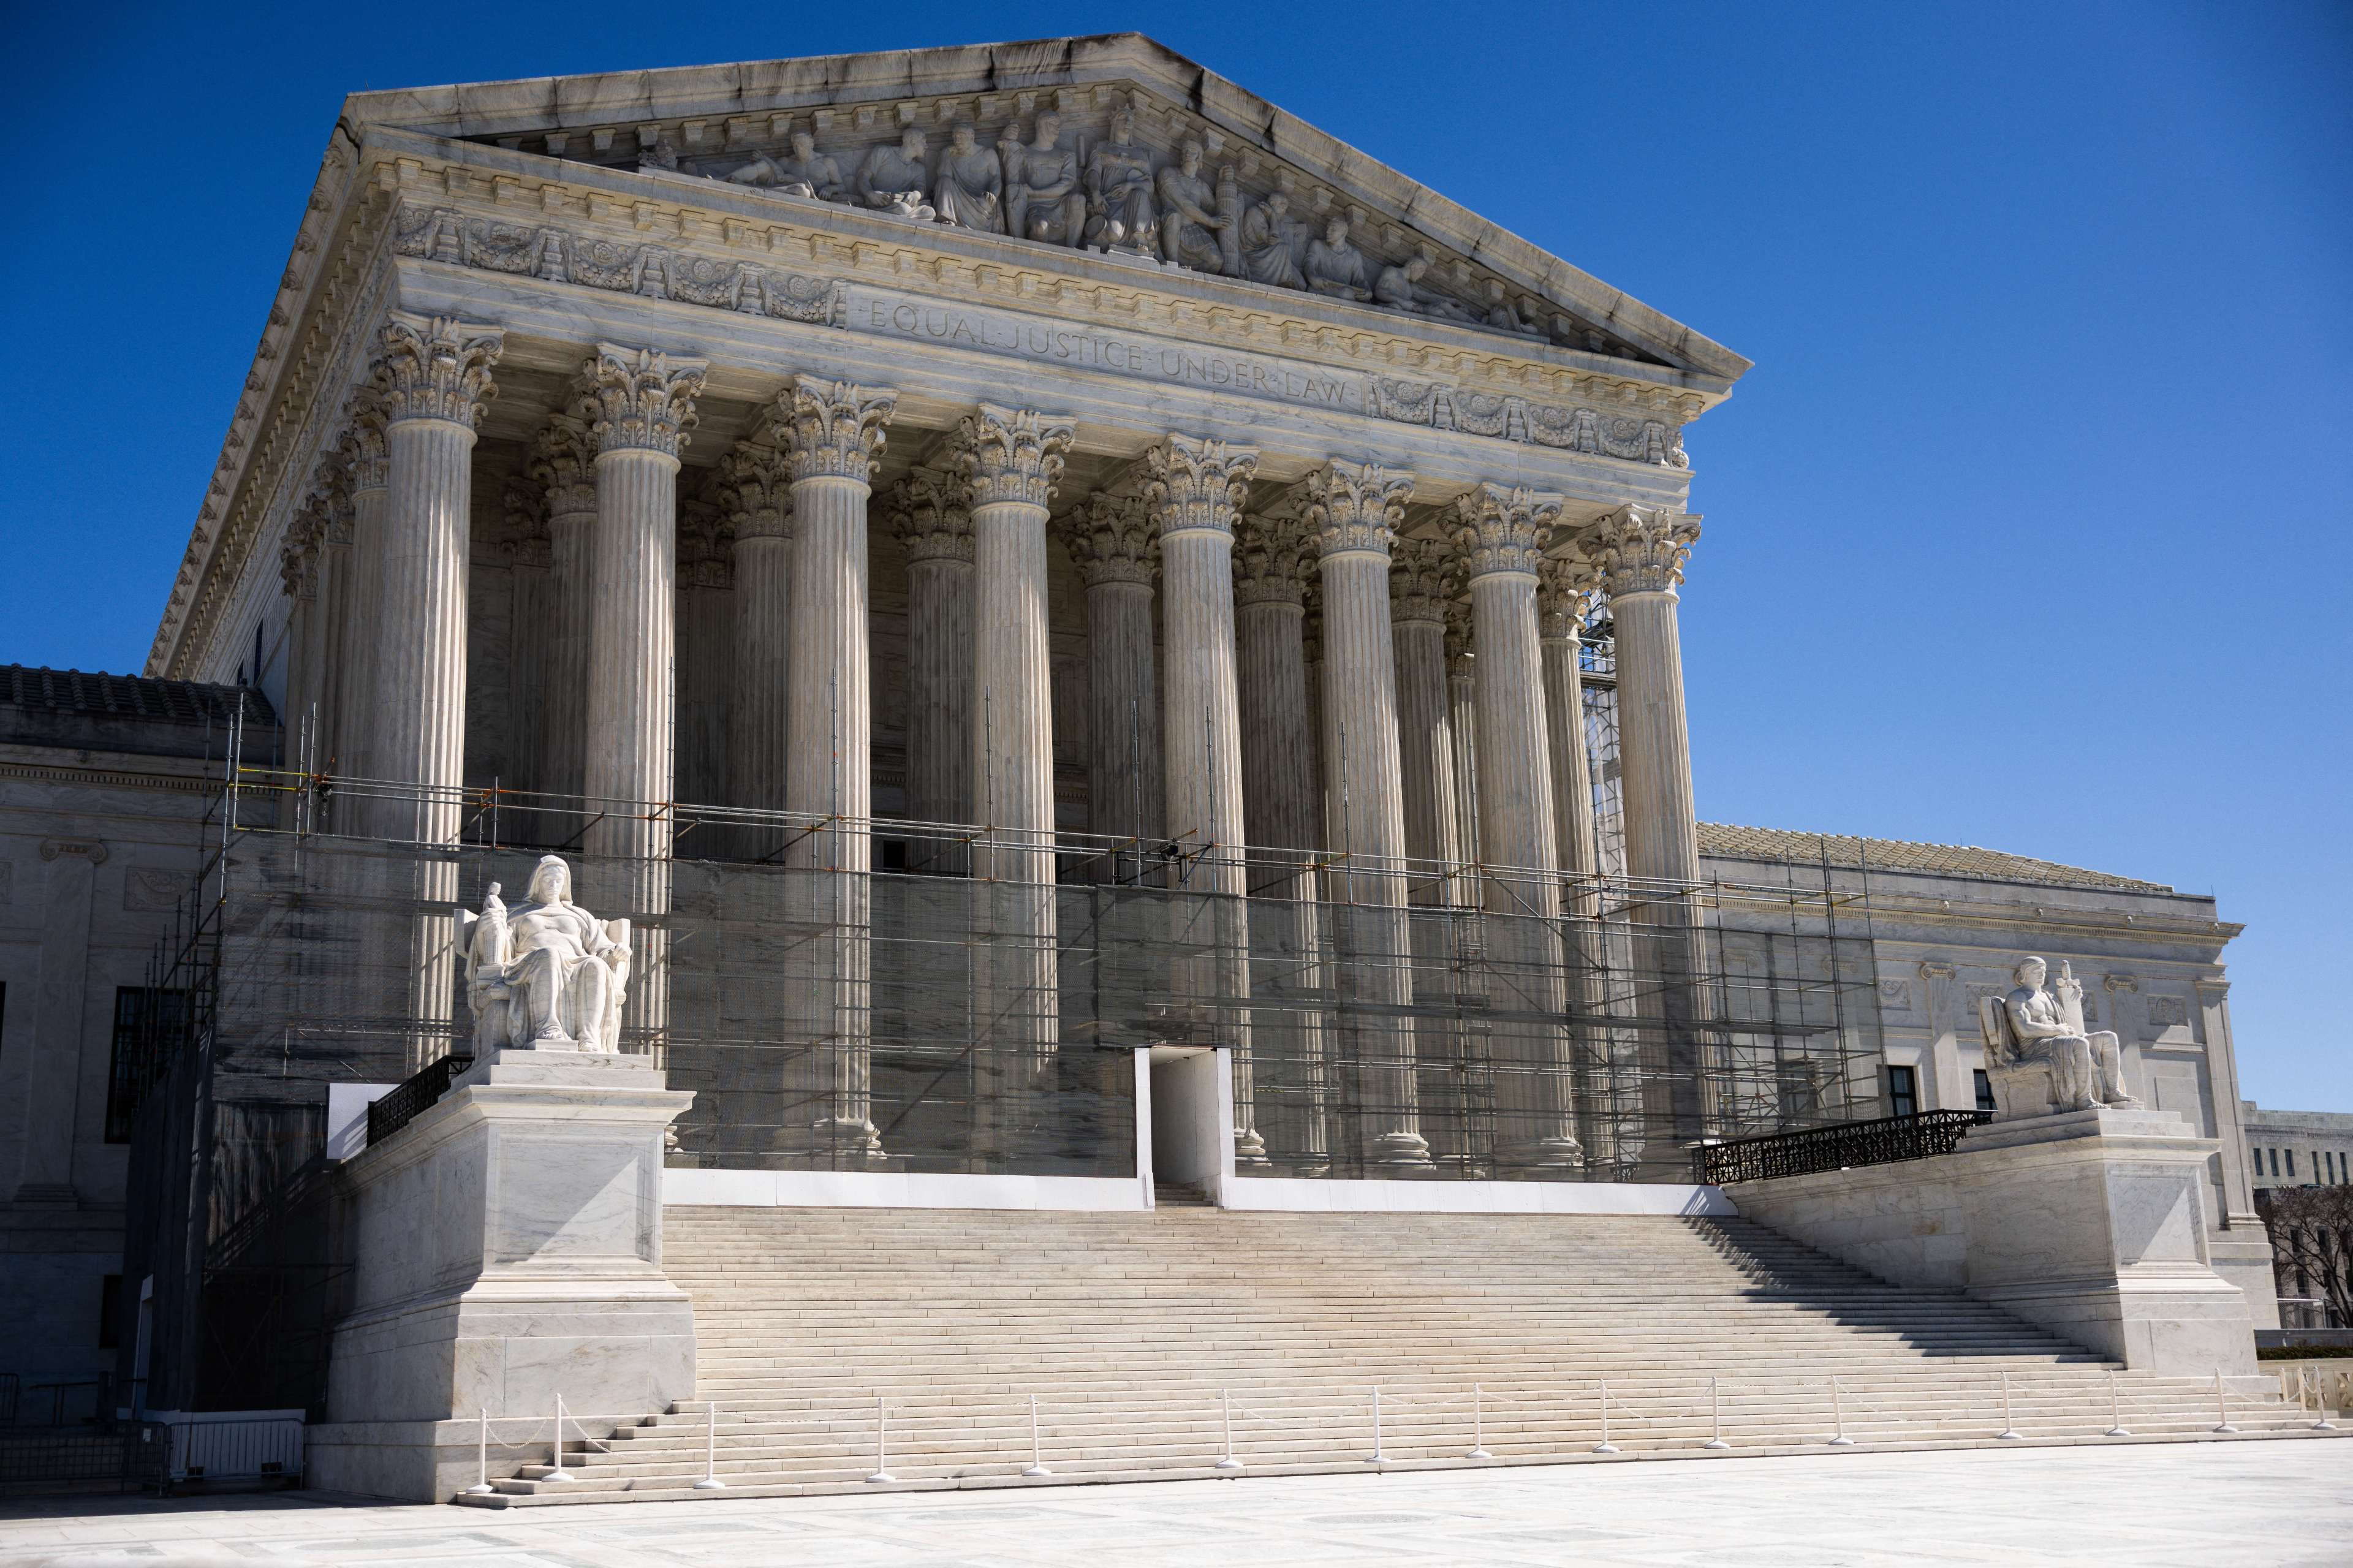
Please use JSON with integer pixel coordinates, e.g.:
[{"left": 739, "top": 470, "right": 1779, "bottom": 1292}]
[{"left": 5, "top": 3, "right": 2347, "bottom": 1104}]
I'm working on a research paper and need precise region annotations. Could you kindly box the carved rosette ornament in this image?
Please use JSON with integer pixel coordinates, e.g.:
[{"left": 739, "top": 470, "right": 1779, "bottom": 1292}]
[
  {"left": 1143, "top": 434, "right": 1259, "bottom": 539},
  {"left": 375, "top": 312, "right": 504, "bottom": 428},
  {"left": 1536, "top": 555, "right": 1606, "bottom": 640},
  {"left": 1450, "top": 483, "right": 1563, "bottom": 580},
  {"left": 883, "top": 467, "right": 974, "bottom": 564},
  {"left": 716, "top": 441, "right": 792, "bottom": 542},
  {"left": 1586, "top": 503, "right": 1701, "bottom": 597},
  {"left": 1303, "top": 461, "right": 1414, "bottom": 560},
  {"left": 779, "top": 376, "right": 898, "bottom": 483},
  {"left": 531, "top": 414, "right": 599, "bottom": 518},
  {"left": 1056, "top": 493, "right": 1156, "bottom": 588},
  {"left": 955, "top": 404, "right": 1076, "bottom": 510},
  {"left": 583, "top": 344, "right": 710, "bottom": 458},
  {"left": 1232, "top": 515, "right": 1314, "bottom": 608},
  {"left": 1389, "top": 536, "right": 1454, "bottom": 626}
]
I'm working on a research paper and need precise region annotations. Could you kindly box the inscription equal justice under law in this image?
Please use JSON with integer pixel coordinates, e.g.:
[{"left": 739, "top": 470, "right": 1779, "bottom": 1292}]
[{"left": 847, "top": 286, "right": 1370, "bottom": 416}]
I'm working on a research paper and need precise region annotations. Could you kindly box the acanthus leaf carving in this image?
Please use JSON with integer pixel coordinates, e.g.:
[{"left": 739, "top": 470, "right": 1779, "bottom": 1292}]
[
  {"left": 1143, "top": 433, "right": 1257, "bottom": 540},
  {"left": 375, "top": 311, "right": 504, "bottom": 429},
  {"left": 1586, "top": 504, "right": 1700, "bottom": 597},
  {"left": 1302, "top": 460, "right": 1412, "bottom": 559},
  {"left": 1450, "top": 483, "right": 1562, "bottom": 580},
  {"left": 954, "top": 403, "right": 1075, "bottom": 510},
  {"left": 583, "top": 343, "right": 709, "bottom": 458},
  {"left": 778, "top": 376, "right": 896, "bottom": 483}
]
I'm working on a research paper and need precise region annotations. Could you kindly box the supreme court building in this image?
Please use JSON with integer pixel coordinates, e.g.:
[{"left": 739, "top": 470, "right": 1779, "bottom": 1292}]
[{"left": 0, "top": 35, "right": 2297, "bottom": 1496}]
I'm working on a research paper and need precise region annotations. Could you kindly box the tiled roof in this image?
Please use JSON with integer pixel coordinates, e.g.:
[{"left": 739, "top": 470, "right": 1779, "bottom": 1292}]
[
  {"left": 1697, "top": 822, "right": 2173, "bottom": 894},
  {"left": 1, "top": 665, "right": 276, "bottom": 728}
]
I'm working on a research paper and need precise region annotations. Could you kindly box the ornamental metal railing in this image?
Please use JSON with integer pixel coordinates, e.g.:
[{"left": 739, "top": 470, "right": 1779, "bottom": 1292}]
[
  {"left": 365, "top": 1053, "right": 475, "bottom": 1148},
  {"left": 1692, "top": 1108, "right": 1990, "bottom": 1185}
]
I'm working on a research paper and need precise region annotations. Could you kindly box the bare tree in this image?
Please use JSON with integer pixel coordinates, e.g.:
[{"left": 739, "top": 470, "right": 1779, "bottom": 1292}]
[{"left": 2257, "top": 1186, "right": 2353, "bottom": 1328}]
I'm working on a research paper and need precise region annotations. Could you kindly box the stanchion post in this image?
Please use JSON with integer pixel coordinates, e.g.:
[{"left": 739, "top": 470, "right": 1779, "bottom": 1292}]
[
  {"left": 2105, "top": 1369, "right": 2130, "bottom": 1437},
  {"left": 1702, "top": 1375, "right": 1729, "bottom": 1451},
  {"left": 1023, "top": 1393, "right": 1052, "bottom": 1477},
  {"left": 545, "top": 1394, "right": 577, "bottom": 1482},
  {"left": 2310, "top": 1366, "right": 2339, "bottom": 1431},
  {"left": 2212, "top": 1368, "right": 2238, "bottom": 1434},
  {"left": 1467, "top": 1384, "right": 1491, "bottom": 1461},
  {"left": 868, "top": 1395, "right": 896, "bottom": 1482},
  {"left": 1995, "top": 1370, "right": 2021, "bottom": 1441},
  {"left": 464, "top": 1408, "right": 494, "bottom": 1495},
  {"left": 1366, "top": 1385, "right": 1387, "bottom": 1464},
  {"left": 1591, "top": 1380, "right": 1620, "bottom": 1455},
  {"left": 1215, "top": 1389, "right": 1245, "bottom": 1471},
  {"left": 694, "top": 1401, "right": 727, "bottom": 1490},
  {"left": 1828, "top": 1374, "right": 1854, "bottom": 1447}
]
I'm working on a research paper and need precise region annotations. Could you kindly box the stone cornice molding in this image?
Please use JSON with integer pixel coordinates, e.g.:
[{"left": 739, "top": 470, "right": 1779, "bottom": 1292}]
[
  {"left": 1233, "top": 514, "right": 1314, "bottom": 608},
  {"left": 883, "top": 467, "right": 974, "bottom": 565},
  {"left": 1587, "top": 503, "right": 1700, "bottom": 598},
  {"left": 1057, "top": 493, "right": 1157, "bottom": 588},
  {"left": 531, "top": 414, "right": 600, "bottom": 520},
  {"left": 718, "top": 440, "right": 793, "bottom": 543},
  {"left": 1535, "top": 555, "right": 1604, "bottom": 641},
  {"left": 584, "top": 344, "right": 710, "bottom": 458},
  {"left": 1389, "top": 536, "right": 1453, "bottom": 626},
  {"left": 955, "top": 404, "right": 1077, "bottom": 511},
  {"left": 1144, "top": 433, "right": 1257, "bottom": 541},
  {"left": 778, "top": 376, "right": 897, "bottom": 483},
  {"left": 1303, "top": 461, "right": 1412, "bottom": 561},
  {"left": 1450, "top": 483, "right": 1563, "bottom": 580},
  {"left": 375, "top": 311, "right": 504, "bottom": 429}
]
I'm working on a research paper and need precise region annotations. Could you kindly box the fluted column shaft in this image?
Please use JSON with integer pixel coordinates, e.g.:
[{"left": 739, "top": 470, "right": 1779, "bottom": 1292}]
[
  {"left": 780, "top": 378, "right": 896, "bottom": 1166},
  {"left": 1539, "top": 558, "right": 1612, "bottom": 1164},
  {"left": 1311, "top": 463, "right": 1428, "bottom": 1170},
  {"left": 332, "top": 405, "right": 387, "bottom": 800},
  {"left": 718, "top": 439, "right": 793, "bottom": 861},
  {"left": 1148, "top": 434, "right": 1260, "bottom": 1166},
  {"left": 1061, "top": 496, "right": 1161, "bottom": 874},
  {"left": 1446, "top": 615, "right": 1480, "bottom": 897},
  {"left": 1389, "top": 540, "right": 1458, "bottom": 905},
  {"left": 1456, "top": 485, "right": 1580, "bottom": 1170},
  {"left": 533, "top": 416, "right": 597, "bottom": 838}
]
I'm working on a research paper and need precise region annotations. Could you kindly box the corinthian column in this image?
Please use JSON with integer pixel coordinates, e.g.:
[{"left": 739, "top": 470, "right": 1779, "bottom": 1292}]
[
  {"left": 779, "top": 377, "right": 897, "bottom": 1165},
  {"left": 1308, "top": 461, "right": 1430, "bottom": 1169},
  {"left": 1057, "top": 494, "right": 1161, "bottom": 874},
  {"left": 374, "top": 312, "right": 501, "bottom": 1067},
  {"left": 530, "top": 412, "right": 598, "bottom": 841},
  {"left": 582, "top": 344, "right": 707, "bottom": 1056},
  {"left": 717, "top": 438, "right": 792, "bottom": 840},
  {"left": 1538, "top": 552, "right": 1612, "bottom": 1165},
  {"left": 1389, "top": 537, "right": 1459, "bottom": 905},
  {"left": 1454, "top": 483, "right": 1581, "bottom": 1172},
  {"left": 1233, "top": 512, "right": 1322, "bottom": 1170},
  {"left": 332, "top": 395, "right": 387, "bottom": 806},
  {"left": 278, "top": 498, "right": 326, "bottom": 789},
  {"left": 884, "top": 467, "right": 974, "bottom": 847},
  {"left": 1445, "top": 594, "right": 1480, "bottom": 896},
  {"left": 1146, "top": 434, "right": 1263, "bottom": 1165},
  {"left": 1588, "top": 504, "right": 1709, "bottom": 1150}
]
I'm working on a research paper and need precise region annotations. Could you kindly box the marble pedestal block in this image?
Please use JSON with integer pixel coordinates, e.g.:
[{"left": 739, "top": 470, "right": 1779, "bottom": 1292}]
[
  {"left": 1733, "top": 1106, "right": 2256, "bottom": 1379},
  {"left": 311, "top": 1049, "right": 697, "bottom": 1501}
]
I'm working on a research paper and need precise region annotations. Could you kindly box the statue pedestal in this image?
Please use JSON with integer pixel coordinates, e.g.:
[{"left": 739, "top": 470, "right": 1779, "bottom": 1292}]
[
  {"left": 309, "top": 1049, "right": 697, "bottom": 1501},
  {"left": 1732, "top": 1105, "right": 2256, "bottom": 1379}
]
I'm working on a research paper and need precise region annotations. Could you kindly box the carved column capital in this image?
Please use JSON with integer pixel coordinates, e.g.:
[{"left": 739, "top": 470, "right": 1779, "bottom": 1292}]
[
  {"left": 1303, "top": 460, "right": 1413, "bottom": 559},
  {"left": 1233, "top": 514, "right": 1314, "bottom": 608},
  {"left": 778, "top": 375, "right": 897, "bottom": 483},
  {"left": 1444, "top": 593, "right": 1476, "bottom": 675},
  {"left": 338, "top": 393, "right": 390, "bottom": 493},
  {"left": 1536, "top": 555, "right": 1606, "bottom": 641},
  {"left": 678, "top": 498, "right": 733, "bottom": 588},
  {"left": 1450, "top": 483, "right": 1563, "bottom": 579},
  {"left": 584, "top": 344, "right": 710, "bottom": 458},
  {"left": 281, "top": 496, "right": 326, "bottom": 599},
  {"left": 1144, "top": 433, "right": 1258, "bottom": 540},
  {"left": 501, "top": 475, "right": 550, "bottom": 566},
  {"left": 718, "top": 440, "right": 792, "bottom": 542},
  {"left": 531, "top": 414, "right": 600, "bottom": 518},
  {"left": 955, "top": 404, "right": 1076, "bottom": 510},
  {"left": 375, "top": 311, "right": 504, "bottom": 428},
  {"left": 1057, "top": 493, "right": 1157, "bottom": 588},
  {"left": 883, "top": 466, "right": 974, "bottom": 564},
  {"left": 1389, "top": 536, "right": 1454, "bottom": 626},
  {"left": 1587, "top": 503, "right": 1701, "bottom": 597}
]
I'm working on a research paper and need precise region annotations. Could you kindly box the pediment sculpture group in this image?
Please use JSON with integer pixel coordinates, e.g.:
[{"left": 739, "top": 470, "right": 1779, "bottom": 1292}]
[{"left": 663, "top": 112, "right": 1542, "bottom": 341}]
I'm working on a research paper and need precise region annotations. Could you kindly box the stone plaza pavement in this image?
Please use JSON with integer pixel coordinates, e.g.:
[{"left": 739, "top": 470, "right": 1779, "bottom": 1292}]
[{"left": 1, "top": 1443, "right": 2349, "bottom": 1567}]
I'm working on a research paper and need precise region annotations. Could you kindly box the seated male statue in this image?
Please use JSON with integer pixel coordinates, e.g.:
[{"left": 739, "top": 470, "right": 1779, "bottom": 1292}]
[
  {"left": 728, "top": 127, "right": 846, "bottom": 203},
  {"left": 855, "top": 129, "right": 936, "bottom": 222},
  {"left": 458, "top": 854, "right": 632, "bottom": 1053},
  {"left": 1982, "top": 955, "right": 2139, "bottom": 1118}
]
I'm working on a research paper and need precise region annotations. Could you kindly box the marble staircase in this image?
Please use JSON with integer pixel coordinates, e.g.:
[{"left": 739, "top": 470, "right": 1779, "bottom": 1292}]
[{"left": 454, "top": 1205, "right": 2337, "bottom": 1506}]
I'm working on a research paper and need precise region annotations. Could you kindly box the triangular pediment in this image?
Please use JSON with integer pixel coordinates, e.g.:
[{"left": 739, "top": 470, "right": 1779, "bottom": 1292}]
[{"left": 341, "top": 34, "right": 1749, "bottom": 387}]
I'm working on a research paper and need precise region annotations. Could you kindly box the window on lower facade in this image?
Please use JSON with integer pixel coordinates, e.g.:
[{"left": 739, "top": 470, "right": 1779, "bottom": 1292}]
[
  {"left": 1974, "top": 1069, "right": 1996, "bottom": 1114},
  {"left": 1886, "top": 1064, "right": 1919, "bottom": 1120},
  {"left": 105, "top": 986, "right": 188, "bottom": 1143}
]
